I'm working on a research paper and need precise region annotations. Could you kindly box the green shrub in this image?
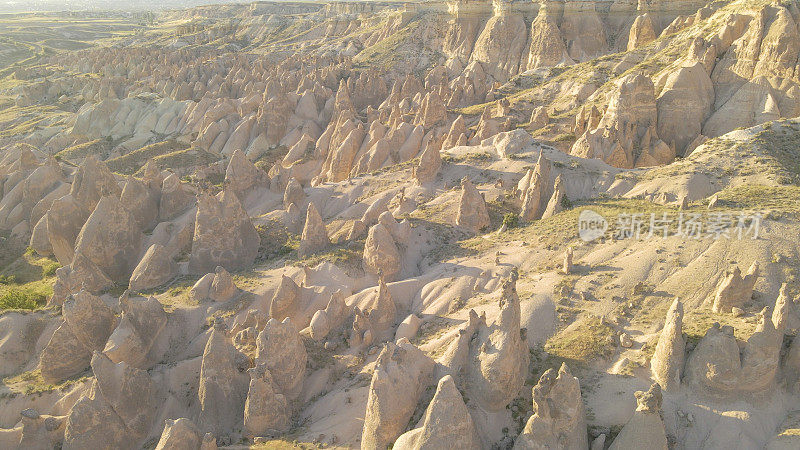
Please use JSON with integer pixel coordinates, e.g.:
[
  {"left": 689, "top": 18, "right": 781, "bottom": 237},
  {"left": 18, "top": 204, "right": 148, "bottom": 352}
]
[
  {"left": 0, "top": 288, "right": 45, "bottom": 310},
  {"left": 502, "top": 213, "right": 520, "bottom": 229},
  {"left": 41, "top": 261, "right": 59, "bottom": 277},
  {"left": 0, "top": 274, "right": 19, "bottom": 284}
]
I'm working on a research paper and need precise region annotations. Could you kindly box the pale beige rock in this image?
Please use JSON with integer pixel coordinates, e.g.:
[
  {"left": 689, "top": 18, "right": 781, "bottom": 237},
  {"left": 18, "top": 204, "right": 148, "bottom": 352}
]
[
  {"left": 73, "top": 195, "right": 143, "bottom": 283},
  {"left": 414, "top": 138, "right": 442, "bottom": 185},
  {"left": 563, "top": 247, "right": 573, "bottom": 274},
  {"left": 244, "top": 363, "right": 291, "bottom": 436},
  {"left": 159, "top": 173, "right": 194, "bottom": 221},
  {"left": 367, "top": 277, "right": 397, "bottom": 339},
  {"left": 571, "top": 73, "right": 672, "bottom": 168},
  {"left": 225, "top": 149, "right": 267, "bottom": 199},
  {"left": 608, "top": 384, "right": 667, "bottom": 450},
  {"left": 198, "top": 323, "right": 248, "bottom": 436},
  {"left": 628, "top": 13, "right": 657, "bottom": 51},
  {"left": 189, "top": 191, "right": 259, "bottom": 274},
  {"left": 270, "top": 275, "right": 301, "bottom": 322},
  {"left": 361, "top": 340, "right": 435, "bottom": 449},
  {"left": 39, "top": 290, "right": 118, "bottom": 383},
  {"left": 255, "top": 318, "right": 307, "bottom": 402},
  {"left": 298, "top": 202, "right": 329, "bottom": 257},
  {"left": 64, "top": 352, "right": 157, "bottom": 449},
  {"left": 526, "top": 6, "right": 574, "bottom": 70},
  {"left": 155, "top": 418, "right": 202, "bottom": 450},
  {"left": 656, "top": 63, "right": 715, "bottom": 155},
  {"left": 395, "top": 314, "right": 422, "bottom": 342},
  {"left": 541, "top": 174, "right": 565, "bottom": 219},
  {"left": 69, "top": 156, "right": 120, "bottom": 212},
  {"left": 363, "top": 223, "right": 402, "bottom": 281},
  {"left": 129, "top": 244, "right": 177, "bottom": 292},
  {"left": 393, "top": 375, "right": 480, "bottom": 450},
  {"left": 120, "top": 175, "right": 159, "bottom": 231},
  {"left": 463, "top": 272, "right": 529, "bottom": 411},
  {"left": 650, "top": 298, "right": 685, "bottom": 392},
  {"left": 103, "top": 294, "right": 168, "bottom": 369},
  {"left": 712, "top": 262, "right": 759, "bottom": 313},
  {"left": 514, "top": 363, "right": 587, "bottom": 450},
  {"left": 456, "top": 177, "right": 489, "bottom": 232},
  {"left": 685, "top": 308, "right": 780, "bottom": 396},
  {"left": 283, "top": 177, "right": 305, "bottom": 208}
]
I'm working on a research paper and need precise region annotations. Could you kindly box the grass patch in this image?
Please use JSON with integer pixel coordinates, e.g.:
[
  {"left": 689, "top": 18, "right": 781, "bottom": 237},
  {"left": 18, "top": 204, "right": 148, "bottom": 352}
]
[
  {"left": 545, "top": 316, "right": 616, "bottom": 363},
  {"left": 106, "top": 139, "right": 190, "bottom": 175},
  {"left": 146, "top": 147, "right": 220, "bottom": 174},
  {"left": 2, "top": 368, "right": 90, "bottom": 395}
]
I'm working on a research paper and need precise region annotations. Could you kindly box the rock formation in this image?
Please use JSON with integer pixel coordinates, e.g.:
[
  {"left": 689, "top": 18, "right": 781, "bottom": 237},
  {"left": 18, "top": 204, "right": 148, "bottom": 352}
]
[
  {"left": 456, "top": 177, "right": 489, "bottom": 232},
  {"left": 514, "top": 363, "right": 587, "bottom": 450},
  {"left": 361, "top": 340, "right": 435, "bottom": 449},
  {"left": 393, "top": 374, "right": 481, "bottom": 450},
  {"left": 189, "top": 191, "right": 259, "bottom": 274},
  {"left": 297, "top": 202, "right": 330, "bottom": 257},
  {"left": 712, "top": 262, "right": 759, "bottom": 313},
  {"left": 363, "top": 223, "right": 402, "bottom": 281},
  {"left": 608, "top": 383, "right": 667, "bottom": 450},
  {"left": 650, "top": 298, "right": 685, "bottom": 392},
  {"left": 39, "top": 290, "right": 118, "bottom": 383},
  {"left": 571, "top": 73, "right": 674, "bottom": 168},
  {"left": 198, "top": 322, "right": 248, "bottom": 436},
  {"left": 104, "top": 294, "right": 168, "bottom": 369}
]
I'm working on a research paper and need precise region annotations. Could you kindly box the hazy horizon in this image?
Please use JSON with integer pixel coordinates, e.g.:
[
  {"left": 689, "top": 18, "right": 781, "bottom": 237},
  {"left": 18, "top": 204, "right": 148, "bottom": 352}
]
[{"left": 0, "top": 0, "right": 255, "bottom": 13}]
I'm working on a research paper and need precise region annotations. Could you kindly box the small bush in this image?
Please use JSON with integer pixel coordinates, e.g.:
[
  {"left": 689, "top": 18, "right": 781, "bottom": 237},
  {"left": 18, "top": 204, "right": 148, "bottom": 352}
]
[
  {"left": 502, "top": 212, "right": 520, "bottom": 229},
  {"left": 0, "top": 274, "right": 19, "bottom": 284},
  {"left": 41, "top": 261, "right": 59, "bottom": 277},
  {"left": 0, "top": 289, "right": 45, "bottom": 310}
]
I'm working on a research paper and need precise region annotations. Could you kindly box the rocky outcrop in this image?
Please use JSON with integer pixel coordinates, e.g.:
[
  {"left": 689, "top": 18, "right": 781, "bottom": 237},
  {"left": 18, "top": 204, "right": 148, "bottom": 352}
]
[
  {"left": 685, "top": 307, "right": 781, "bottom": 397},
  {"left": 561, "top": 1, "right": 607, "bottom": 62},
  {"left": 441, "top": 271, "right": 528, "bottom": 411},
  {"left": 393, "top": 375, "right": 480, "bottom": 450},
  {"left": 656, "top": 63, "right": 715, "bottom": 155},
  {"left": 155, "top": 418, "right": 215, "bottom": 450},
  {"left": 225, "top": 149, "right": 267, "bottom": 199},
  {"left": 366, "top": 276, "right": 397, "bottom": 340},
  {"left": 39, "top": 290, "right": 118, "bottom": 383},
  {"left": 159, "top": 173, "right": 195, "bottom": 221},
  {"left": 470, "top": 3, "right": 526, "bottom": 82},
  {"left": 103, "top": 294, "right": 168, "bottom": 369},
  {"left": 414, "top": 138, "right": 442, "bottom": 184},
  {"left": 189, "top": 266, "right": 239, "bottom": 303},
  {"left": 520, "top": 152, "right": 553, "bottom": 222},
  {"left": 64, "top": 352, "right": 158, "bottom": 450},
  {"left": 189, "top": 191, "right": 259, "bottom": 274},
  {"left": 128, "top": 244, "right": 177, "bottom": 292},
  {"left": 514, "top": 363, "right": 587, "bottom": 450},
  {"left": 456, "top": 177, "right": 489, "bottom": 232},
  {"left": 269, "top": 274, "right": 302, "bottom": 323},
  {"left": 244, "top": 363, "right": 291, "bottom": 436},
  {"left": 571, "top": 73, "right": 674, "bottom": 168},
  {"left": 73, "top": 195, "right": 143, "bottom": 283},
  {"left": 198, "top": 323, "right": 248, "bottom": 436},
  {"left": 609, "top": 384, "right": 667, "bottom": 450},
  {"left": 712, "top": 262, "right": 759, "bottom": 313},
  {"left": 297, "top": 202, "right": 329, "bottom": 257},
  {"left": 526, "top": 6, "right": 574, "bottom": 70},
  {"left": 255, "top": 318, "right": 307, "bottom": 402},
  {"left": 628, "top": 14, "right": 657, "bottom": 51},
  {"left": 361, "top": 340, "right": 435, "bottom": 449},
  {"left": 363, "top": 223, "right": 402, "bottom": 281},
  {"left": 650, "top": 298, "right": 685, "bottom": 392},
  {"left": 541, "top": 174, "right": 565, "bottom": 219}
]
